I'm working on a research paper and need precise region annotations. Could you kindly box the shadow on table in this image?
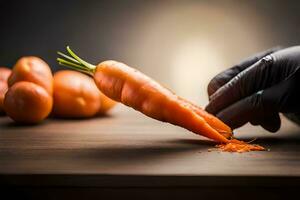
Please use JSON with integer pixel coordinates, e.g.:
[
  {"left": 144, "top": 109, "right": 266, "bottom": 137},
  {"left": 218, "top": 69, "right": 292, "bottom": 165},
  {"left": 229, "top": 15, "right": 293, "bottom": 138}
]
[
  {"left": 0, "top": 120, "right": 46, "bottom": 128},
  {"left": 69, "top": 133, "right": 300, "bottom": 164},
  {"left": 64, "top": 138, "right": 213, "bottom": 165}
]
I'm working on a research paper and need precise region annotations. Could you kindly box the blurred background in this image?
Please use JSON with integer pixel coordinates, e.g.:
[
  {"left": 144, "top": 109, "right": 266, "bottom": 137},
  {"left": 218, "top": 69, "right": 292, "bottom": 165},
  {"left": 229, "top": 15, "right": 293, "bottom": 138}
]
[{"left": 1, "top": 0, "right": 300, "bottom": 106}]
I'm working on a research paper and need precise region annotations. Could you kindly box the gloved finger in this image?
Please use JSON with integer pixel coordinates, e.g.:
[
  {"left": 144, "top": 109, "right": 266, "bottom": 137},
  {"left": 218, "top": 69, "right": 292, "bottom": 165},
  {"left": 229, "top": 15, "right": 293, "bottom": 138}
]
[
  {"left": 259, "top": 113, "right": 281, "bottom": 133},
  {"left": 250, "top": 113, "right": 281, "bottom": 133},
  {"left": 205, "top": 55, "right": 275, "bottom": 115},
  {"left": 262, "top": 65, "right": 300, "bottom": 113},
  {"left": 215, "top": 91, "right": 264, "bottom": 129},
  {"left": 215, "top": 91, "right": 279, "bottom": 131},
  {"left": 207, "top": 47, "right": 281, "bottom": 98},
  {"left": 258, "top": 61, "right": 300, "bottom": 129}
]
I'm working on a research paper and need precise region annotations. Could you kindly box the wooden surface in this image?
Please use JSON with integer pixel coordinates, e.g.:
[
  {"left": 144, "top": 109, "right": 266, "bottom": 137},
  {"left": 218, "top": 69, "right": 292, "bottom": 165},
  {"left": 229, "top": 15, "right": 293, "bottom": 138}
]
[{"left": 0, "top": 105, "right": 300, "bottom": 196}]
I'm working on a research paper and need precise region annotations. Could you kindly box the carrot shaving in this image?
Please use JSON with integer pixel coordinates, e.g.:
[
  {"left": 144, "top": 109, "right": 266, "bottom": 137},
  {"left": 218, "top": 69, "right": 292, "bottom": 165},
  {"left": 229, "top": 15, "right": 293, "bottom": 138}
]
[{"left": 216, "top": 139, "right": 265, "bottom": 153}]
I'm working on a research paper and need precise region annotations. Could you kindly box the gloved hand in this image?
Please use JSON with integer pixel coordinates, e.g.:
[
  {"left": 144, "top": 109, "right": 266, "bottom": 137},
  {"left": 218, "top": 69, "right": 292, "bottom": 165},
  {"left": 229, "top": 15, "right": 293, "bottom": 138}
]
[{"left": 205, "top": 46, "right": 300, "bottom": 132}]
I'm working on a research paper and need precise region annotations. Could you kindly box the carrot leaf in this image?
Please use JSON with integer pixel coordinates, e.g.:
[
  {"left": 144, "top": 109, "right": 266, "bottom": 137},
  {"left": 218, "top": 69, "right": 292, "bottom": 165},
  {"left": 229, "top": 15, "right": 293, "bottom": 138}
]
[
  {"left": 66, "top": 46, "right": 96, "bottom": 70},
  {"left": 56, "top": 46, "right": 96, "bottom": 76},
  {"left": 57, "top": 51, "right": 80, "bottom": 64}
]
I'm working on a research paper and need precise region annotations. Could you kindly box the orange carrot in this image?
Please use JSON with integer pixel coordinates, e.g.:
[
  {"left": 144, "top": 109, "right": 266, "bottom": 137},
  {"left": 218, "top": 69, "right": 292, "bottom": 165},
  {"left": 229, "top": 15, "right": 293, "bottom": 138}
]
[
  {"left": 0, "top": 67, "right": 11, "bottom": 82},
  {"left": 178, "top": 97, "right": 232, "bottom": 138},
  {"left": 53, "top": 70, "right": 102, "bottom": 118},
  {"left": 0, "top": 67, "right": 12, "bottom": 114},
  {"left": 97, "top": 92, "right": 117, "bottom": 115},
  {"left": 4, "top": 57, "right": 53, "bottom": 123},
  {"left": 4, "top": 81, "right": 53, "bottom": 123},
  {"left": 8, "top": 56, "right": 53, "bottom": 95},
  {"left": 57, "top": 47, "right": 232, "bottom": 143}
]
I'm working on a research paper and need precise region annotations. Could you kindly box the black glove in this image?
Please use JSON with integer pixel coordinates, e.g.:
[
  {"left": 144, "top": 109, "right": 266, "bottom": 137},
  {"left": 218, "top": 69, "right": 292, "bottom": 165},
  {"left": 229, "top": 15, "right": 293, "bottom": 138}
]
[{"left": 205, "top": 46, "right": 300, "bottom": 132}]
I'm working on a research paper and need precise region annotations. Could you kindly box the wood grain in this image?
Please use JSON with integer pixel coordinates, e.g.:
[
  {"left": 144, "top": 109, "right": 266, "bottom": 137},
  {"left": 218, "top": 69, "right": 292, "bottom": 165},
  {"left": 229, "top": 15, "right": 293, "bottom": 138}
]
[{"left": 0, "top": 105, "right": 300, "bottom": 189}]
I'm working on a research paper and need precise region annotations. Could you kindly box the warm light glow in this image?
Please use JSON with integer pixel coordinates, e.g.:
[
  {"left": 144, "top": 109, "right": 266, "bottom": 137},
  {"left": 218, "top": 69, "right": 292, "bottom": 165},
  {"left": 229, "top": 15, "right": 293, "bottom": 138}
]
[
  {"left": 117, "top": 2, "right": 274, "bottom": 106},
  {"left": 170, "top": 38, "right": 225, "bottom": 104}
]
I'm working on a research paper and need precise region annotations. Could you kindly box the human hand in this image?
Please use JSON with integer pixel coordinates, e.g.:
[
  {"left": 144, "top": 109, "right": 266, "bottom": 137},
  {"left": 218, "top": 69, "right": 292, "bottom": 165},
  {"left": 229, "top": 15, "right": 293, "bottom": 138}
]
[{"left": 206, "top": 46, "right": 300, "bottom": 132}]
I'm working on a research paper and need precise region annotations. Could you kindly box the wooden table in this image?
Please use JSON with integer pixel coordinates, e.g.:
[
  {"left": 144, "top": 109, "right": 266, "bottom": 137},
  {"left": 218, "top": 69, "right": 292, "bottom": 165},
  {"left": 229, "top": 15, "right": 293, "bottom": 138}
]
[{"left": 1, "top": 105, "right": 300, "bottom": 199}]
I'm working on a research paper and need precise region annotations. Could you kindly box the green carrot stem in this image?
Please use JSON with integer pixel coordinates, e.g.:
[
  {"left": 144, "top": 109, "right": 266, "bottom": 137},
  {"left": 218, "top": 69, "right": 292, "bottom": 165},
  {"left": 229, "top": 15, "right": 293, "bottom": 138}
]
[
  {"left": 56, "top": 46, "right": 97, "bottom": 75},
  {"left": 66, "top": 46, "right": 96, "bottom": 70},
  {"left": 56, "top": 58, "right": 85, "bottom": 69},
  {"left": 57, "top": 51, "right": 80, "bottom": 64},
  {"left": 58, "top": 62, "right": 94, "bottom": 76}
]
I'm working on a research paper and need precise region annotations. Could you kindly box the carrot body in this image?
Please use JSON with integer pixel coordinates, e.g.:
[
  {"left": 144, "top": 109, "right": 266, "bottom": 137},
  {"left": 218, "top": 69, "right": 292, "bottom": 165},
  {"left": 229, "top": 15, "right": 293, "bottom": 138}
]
[
  {"left": 4, "top": 81, "right": 53, "bottom": 123},
  {"left": 178, "top": 97, "right": 232, "bottom": 138},
  {"left": 57, "top": 47, "right": 232, "bottom": 143},
  {"left": 8, "top": 57, "right": 53, "bottom": 95},
  {"left": 98, "top": 92, "right": 117, "bottom": 115},
  {"left": 53, "top": 70, "right": 101, "bottom": 118},
  {"left": 94, "top": 60, "right": 231, "bottom": 143},
  {"left": 0, "top": 82, "right": 9, "bottom": 114},
  {"left": 0, "top": 67, "right": 11, "bottom": 82},
  {"left": 0, "top": 67, "right": 12, "bottom": 114},
  {"left": 5, "top": 57, "right": 53, "bottom": 123}
]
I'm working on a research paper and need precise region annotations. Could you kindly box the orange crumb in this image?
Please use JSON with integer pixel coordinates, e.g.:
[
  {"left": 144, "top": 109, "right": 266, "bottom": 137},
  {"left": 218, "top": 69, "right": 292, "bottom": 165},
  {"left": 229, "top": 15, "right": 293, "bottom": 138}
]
[{"left": 216, "top": 139, "right": 265, "bottom": 153}]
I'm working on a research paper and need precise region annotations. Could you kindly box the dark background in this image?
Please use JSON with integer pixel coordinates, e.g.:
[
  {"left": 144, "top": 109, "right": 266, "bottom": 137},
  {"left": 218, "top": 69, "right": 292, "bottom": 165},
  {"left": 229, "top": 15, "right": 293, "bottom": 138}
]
[{"left": 1, "top": 0, "right": 300, "bottom": 104}]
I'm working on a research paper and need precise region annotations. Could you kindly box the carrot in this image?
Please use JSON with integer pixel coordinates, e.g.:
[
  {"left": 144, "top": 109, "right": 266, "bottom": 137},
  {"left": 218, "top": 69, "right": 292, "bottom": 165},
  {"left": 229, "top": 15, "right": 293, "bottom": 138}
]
[
  {"left": 4, "top": 81, "right": 53, "bottom": 123},
  {"left": 97, "top": 92, "right": 117, "bottom": 115},
  {"left": 8, "top": 56, "right": 53, "bottom": 95},
  {"left": 53, "top": 70, "right": 102, "bottom": 118},
  {"left": 177, "top": 97, "right": 232, "bottom": 138},
  {"left": 57, "top": 47, "right": 232, "bottom": 143},
  {"left": 0, "top": 67, "right": 11, "bottom": 82},
  {"left": 0, "top": 82, "right": 7, "bottom": 114},
  {"left": 4, "top": 57, "right": 53, "bottom": 123},
  {"left": 0, "top": 67, "right": 12, "bottom": 114}
]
